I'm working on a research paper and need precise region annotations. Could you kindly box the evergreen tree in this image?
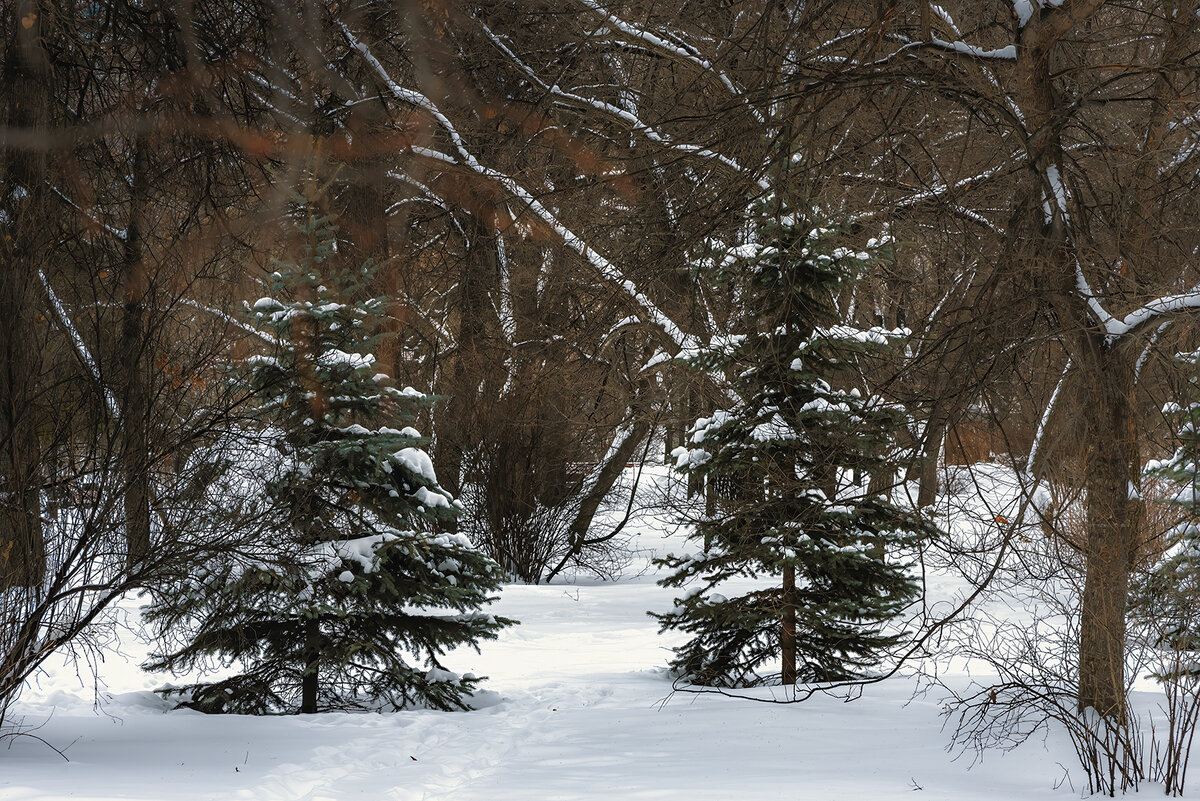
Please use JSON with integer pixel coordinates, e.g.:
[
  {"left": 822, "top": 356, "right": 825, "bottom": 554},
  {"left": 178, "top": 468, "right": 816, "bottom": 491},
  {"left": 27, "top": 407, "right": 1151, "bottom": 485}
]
[
  {"left": 652, "top": 191, "right": 932, "bottom": 688},
  {"left": 145, "top": 212, "right": 511, "bottom": 713},
  {"left": 1136, "top": 353, "right": 1200, "bottom": 677}
]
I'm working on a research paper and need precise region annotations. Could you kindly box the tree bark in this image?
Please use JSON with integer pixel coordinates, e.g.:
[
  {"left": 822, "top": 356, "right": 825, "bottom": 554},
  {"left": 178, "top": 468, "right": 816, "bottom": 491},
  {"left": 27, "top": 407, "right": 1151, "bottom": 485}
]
[
  {"left": 915, "top": 412, "right": 945, "bottom": 508},
  {"left": 433, "top": 215, "right": 502, "bottom": 502},
  {"left": 120, "top": 139, "right": 152, "bottom": 567},
  {"left": 1077, "top": 352, "right": 1138, "bottom": 719},
  {"left": 301, "top": 618, "right": 319, "bottom": 713},
  {"left": 781, "top": 563, "right": 796, "bottom": 685},
  {"left": 0, "top": 0, "right": 51, "bottom": 589},
  {"left": 546, "top": 414, "right": 653, "bottom": 582},
  {"left": 686, "top": 387, "right": 704, "bottom": 498}
]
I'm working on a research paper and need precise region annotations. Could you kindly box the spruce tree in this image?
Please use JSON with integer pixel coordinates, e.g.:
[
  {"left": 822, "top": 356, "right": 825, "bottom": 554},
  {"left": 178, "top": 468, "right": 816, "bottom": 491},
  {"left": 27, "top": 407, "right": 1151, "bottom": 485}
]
[
  {"left": 1136, "top": 353, "right": 1200, "bottom": 676},
  {"left": 145, "top": 212, "right": 511, "bottom": 713},
  {"left": 652, "top": 191, "right": 932, "bottom": 688}
]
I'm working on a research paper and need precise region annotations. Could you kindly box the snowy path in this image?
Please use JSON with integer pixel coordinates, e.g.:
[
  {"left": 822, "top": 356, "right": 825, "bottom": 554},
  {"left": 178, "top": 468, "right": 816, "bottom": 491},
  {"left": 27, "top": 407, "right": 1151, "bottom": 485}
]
[{"left": 2, "top": 571, "right": 1082, "bottom": 801}]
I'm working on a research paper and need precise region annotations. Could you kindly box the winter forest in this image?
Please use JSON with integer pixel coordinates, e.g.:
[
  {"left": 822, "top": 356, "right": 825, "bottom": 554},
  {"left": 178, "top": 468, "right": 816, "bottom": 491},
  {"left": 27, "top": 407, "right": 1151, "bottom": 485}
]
[{"left": 8, "top": 1, "right": 1200, "bottom": 798}]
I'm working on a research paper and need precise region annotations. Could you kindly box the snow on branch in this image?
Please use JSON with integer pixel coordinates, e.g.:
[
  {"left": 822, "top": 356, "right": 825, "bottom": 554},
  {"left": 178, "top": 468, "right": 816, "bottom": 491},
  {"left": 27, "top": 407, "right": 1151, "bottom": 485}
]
[
  {"left": 1074, "top": 260, "right": 1116, "bottom": 331},
  {"left": 574, "top": 0, "right": 766, "bottom": 125},
  {"left": 339, "top": 23, "right": 477, "bottom": 168},
  {"left": 341, "top": 22, "right": 693, "bottom": 354},
  {"left": 930, "top": 4, "right": 962, "bottom": 34},
  {"left": 178, "top": 298, "right": 276, "bottom": 346},
  {"left": 50, "top": 185, "right": 127, "bottom": 240},
  {"left": 924, "top": 38, "right": 1016, "bottom": 60},
  {"left": 1042, "top": 165, "right": 1069, "bottom": 224},
  {"left": 477, "top": 22, "right": 764, "bottom": 189},
  {"left": 39, "top": 270, "right": 121, "bottom": 419},
  {"left": 1027, "top": 357, "right": 1069, "bottom": 479},
  {"left": 849, "top": 159, "right": 1017, "bottom": 224},
  {"left": 892, "top": 33, "right": 1016, "bottom": 61},
  {"left": 1008, "top": 0, "right": 1038, "bottom": 27},
  {"left": 1135, "top": 321, "right": 1171, "bottom": 380},
  {"left": 1108, "top": 287, "right": 1200, "bottom": 343},
  {"left": 947, "top": 203, "right": 1000, "bottom": 233},
  {"left": 398, "top": 150, "right": 691, "bottom": 351}
]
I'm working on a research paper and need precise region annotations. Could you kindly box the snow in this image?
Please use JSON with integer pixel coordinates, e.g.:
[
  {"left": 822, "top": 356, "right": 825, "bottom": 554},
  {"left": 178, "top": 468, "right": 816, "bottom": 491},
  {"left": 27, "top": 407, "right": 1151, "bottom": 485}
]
[
  {"left": 929, "top": 38, "right": 1016, "bottom": 60},
  {"left": 1, "top": 465, "right": 1190, "bottom": 800},
  {"left": 344, "top": 21, "right": 696, "bottom": 354},
  {"left": 816, "top": 324, "right": 908, "bottom": 346},
  {"left": 311, "top": 532, "right": 400, "bottom": 575},
  {"left": 413, "top": 485, "right": 452, "bottom": 509},
  {"left": 574, "top": 0, "right": 766, "bottom": 126},
  {"left": 1012, "top": 0, "right": 1036, "bottom": 26},
  {"left": 1074, "top": 260, "right": 1117, "bottom": 333},
  {"left": 317, "top": 349, "right": 375, "bottom": 371},
  {"left": 1107, "top": 288, "right": 1200, "bottom": 343},
  {"left": 479, "top": 22, "right": 756, "bottom": 186},
  {"left": 244, "top": 354, "right": 279, "bottom": 369},
  {"left": 38, "top": 270, "right": 122, "bottom": 419},
  {"left": 1043, "top": 165, "right": 1069, "bottom": 224},
  {"left": 393, "top": 447, "right": 438, "bottom": 484},
  {"left": 750, "top": 410, "right": 796, "bottom": 442}
]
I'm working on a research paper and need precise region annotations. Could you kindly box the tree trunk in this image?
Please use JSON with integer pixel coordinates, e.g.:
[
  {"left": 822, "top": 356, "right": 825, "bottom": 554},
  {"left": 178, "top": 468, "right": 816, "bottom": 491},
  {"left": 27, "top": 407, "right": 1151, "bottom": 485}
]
[
  {"left": 664, "top": 411, "right": 677, "bottom": 465},
  {"left": 687, "top": 387, "right": 704, "bottom": 498},
  {"left": 546, "top": 413, "right": 653, "bottom": 582},
  {"left": 867, "top": 449, "right": 892, "bottom": 499},
  {"left": 120, "top": 140, "right": 151, "bottom": 567},
  {"left": 1077, "top": 354, "right": 1138, "bottom": 719},
  {"left": 781, "top": 563, "right": 796, "bottom": 685},
  {"left": 0, "top": 0, "right": 51, "bottom": 589},
  {"left": 915, "top": 413, "right": 945, "bottom": 508},
  {"left": 341, "top": 115, "right": 389, "bottom": 272},
  {"left": 301, "top": 618, "right": 319, "bottom": 714},
  {"left": 433, "top": 215, "right": 501, "bottom": 503}
]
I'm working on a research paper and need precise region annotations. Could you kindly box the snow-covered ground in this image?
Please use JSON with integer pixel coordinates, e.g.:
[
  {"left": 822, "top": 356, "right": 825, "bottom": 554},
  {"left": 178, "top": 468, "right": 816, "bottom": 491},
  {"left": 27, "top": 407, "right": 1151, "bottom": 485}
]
[{"left": 0, "top": 466, "right": 1171, "bottom": 800}]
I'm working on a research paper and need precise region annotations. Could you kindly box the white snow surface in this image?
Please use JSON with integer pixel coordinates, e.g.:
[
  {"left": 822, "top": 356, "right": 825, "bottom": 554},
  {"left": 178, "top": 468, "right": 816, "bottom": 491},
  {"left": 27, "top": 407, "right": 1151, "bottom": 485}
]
[
  {"left": 317, "top": 349, "right": 375, "bottom": 371},
  {"left": 393, "top": 447, "right": 438, "bottom": 484},
  {"left": 1, "top": 464, "right": 1181, "bottom": 800}
]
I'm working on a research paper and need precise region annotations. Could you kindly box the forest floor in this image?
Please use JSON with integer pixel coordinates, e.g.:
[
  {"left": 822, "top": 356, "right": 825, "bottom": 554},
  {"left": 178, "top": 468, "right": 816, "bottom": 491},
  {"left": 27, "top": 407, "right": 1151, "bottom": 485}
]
[{"left": 0, "top": 465, "right": 1184, "bottom": 800}]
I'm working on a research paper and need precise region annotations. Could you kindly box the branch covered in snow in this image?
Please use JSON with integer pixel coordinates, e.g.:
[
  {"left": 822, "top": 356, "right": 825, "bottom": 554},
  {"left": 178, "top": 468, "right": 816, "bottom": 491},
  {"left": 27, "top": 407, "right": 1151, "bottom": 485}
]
[
  {"left": 38, "top": 270, "right": 121, "bottom": 419},
  {"left": 342, "top": 23, "right": 693, "bottom": 353},
  {"left": 574, "top": 0, "right": 766, "bottom": 125},
  {"left": 477, "top": 22, "right": 762, "bottom": 188},
  {"left": 1108, "top": 287, "right": 1200, "bottom": 343}
]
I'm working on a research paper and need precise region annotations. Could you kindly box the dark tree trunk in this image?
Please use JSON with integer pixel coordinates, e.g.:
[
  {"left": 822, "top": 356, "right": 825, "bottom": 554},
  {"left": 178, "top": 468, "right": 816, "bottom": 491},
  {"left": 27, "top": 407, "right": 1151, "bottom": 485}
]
[
  {"left": 0, "top": 0, "right": 50, "bottom": 589},
  {"left": 915, "top": 413, "right": 946, "bottom": 509},
  {"left": 686, "top": 388, "right": 704, "bottom": 498},
  {"left": 340, "top": 64, "right": 389, "bottom": 272},
  {"left": 546, "top": 412, "right": 653, "bottom": 582},
  {"left": 433, "top": 215, "right": 501, "bottom": 503},
  {"left": 781, "top": 564, "right": 796, "bottom": 685},
  {"left": 120, "top": 140, "right": 152, "bottom": 567},
  {"left": 301, "top": 618, "right": 320, "bottom": 714},
  {"left": 1077, "top": 353, "right": 1138, "bottom": 719},
  {"left": 867, "top": 451, "right": 892, "bottom": 499}
]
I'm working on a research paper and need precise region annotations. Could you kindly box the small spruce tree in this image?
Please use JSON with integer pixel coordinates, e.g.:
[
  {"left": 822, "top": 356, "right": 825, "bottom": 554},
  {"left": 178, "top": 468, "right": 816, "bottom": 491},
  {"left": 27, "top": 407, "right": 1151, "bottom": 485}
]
[
  {"left": 145, "top": 211, "right": 511, "bottom": 713},
  {"left": 652, "top": 191, "right": 932, "bottom": 687},
  {"left": 1136, "top": 353, "right": 1200, "bottom": 676}
]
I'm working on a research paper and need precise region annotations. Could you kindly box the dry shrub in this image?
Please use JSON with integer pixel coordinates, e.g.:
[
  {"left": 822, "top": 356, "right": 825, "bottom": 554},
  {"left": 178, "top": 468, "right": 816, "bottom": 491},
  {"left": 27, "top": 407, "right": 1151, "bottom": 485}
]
[
  {"left": 1036, "top": 476, "right": 1181, "bottom": 570},
  {"left": 946, "top": 420, "right": 993, "bottom": 466}
]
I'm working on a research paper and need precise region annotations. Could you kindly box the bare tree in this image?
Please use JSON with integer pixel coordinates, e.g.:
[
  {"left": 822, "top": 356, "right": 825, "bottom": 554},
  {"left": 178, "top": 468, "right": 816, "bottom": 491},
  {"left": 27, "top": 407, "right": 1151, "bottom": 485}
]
[{"left": 790, "top": 0, "right": 1200, "bottom": 720}]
